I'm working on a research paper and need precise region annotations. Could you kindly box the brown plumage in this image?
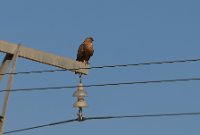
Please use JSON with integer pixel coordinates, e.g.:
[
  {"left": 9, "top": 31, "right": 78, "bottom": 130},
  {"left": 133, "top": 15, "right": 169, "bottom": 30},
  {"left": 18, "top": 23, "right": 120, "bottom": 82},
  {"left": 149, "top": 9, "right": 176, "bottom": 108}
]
[{"left": 76, "top": 37, "right": 94, "bottom": 64}]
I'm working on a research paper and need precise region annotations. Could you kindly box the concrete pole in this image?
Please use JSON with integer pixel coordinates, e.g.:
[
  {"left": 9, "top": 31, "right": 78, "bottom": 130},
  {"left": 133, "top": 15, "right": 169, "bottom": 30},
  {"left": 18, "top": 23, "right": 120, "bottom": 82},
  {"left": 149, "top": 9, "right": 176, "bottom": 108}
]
[{"left": 0, "top": 46, "right": 20, "bottom": 135}]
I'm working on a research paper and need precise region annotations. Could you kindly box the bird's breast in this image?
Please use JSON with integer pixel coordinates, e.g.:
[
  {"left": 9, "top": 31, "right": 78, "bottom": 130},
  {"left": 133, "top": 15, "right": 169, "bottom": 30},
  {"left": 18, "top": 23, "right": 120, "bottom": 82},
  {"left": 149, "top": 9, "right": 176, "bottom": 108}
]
[{"left": 85, "top": 44, "right": 93, "bottom": 52}]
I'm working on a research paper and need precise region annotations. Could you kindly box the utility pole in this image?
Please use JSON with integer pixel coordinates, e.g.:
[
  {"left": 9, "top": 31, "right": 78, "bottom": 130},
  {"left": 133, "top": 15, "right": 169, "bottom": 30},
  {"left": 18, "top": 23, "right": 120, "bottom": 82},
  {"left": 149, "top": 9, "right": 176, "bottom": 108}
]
[
  {"left": 0, "top": 45, "right": 20, "bottom": 135},
  {"left": 0, "top": 41, "right": 89, "bottom": 135}
]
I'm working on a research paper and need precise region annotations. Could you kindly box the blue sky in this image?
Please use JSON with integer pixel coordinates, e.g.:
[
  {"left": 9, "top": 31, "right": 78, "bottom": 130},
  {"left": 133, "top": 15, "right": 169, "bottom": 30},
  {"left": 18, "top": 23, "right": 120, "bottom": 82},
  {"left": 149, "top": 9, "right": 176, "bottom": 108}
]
[{"left": 0, "top": 0, "right": 200, "bottom": 135}]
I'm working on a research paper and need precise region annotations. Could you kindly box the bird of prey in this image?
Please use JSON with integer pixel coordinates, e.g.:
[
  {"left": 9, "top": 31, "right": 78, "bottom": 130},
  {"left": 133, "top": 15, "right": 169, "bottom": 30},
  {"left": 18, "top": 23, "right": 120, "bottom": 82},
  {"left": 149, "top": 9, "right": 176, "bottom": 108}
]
[{"left": 76, "top": 37, "right": 94, "bottom": 65}]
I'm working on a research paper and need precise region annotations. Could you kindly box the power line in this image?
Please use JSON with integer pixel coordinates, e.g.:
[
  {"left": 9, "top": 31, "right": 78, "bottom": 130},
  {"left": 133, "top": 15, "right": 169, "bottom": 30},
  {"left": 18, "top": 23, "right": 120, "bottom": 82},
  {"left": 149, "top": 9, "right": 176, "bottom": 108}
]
[
  {"left": 3, "top": 111, "right": 200, "bottom": 134},
  {"left": 3, "top": 119, "right": 77, "bottom": 134},
  {"left": 1, "top": 58, "right": 200, "bottom": 76},
  {"left": 0, "top": 77, "right": 200, "bottom": 93},
  {"left": 85, "top": 112, "right": 200, "bottom": 121}
]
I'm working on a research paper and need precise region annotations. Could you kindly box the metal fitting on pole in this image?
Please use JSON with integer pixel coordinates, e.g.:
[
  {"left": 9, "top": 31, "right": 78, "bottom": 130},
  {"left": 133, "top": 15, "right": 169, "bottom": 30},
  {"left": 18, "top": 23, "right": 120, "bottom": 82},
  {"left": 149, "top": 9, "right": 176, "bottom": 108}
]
[{"left": 0, "top": 116, "right": 3, "bottom": 122}]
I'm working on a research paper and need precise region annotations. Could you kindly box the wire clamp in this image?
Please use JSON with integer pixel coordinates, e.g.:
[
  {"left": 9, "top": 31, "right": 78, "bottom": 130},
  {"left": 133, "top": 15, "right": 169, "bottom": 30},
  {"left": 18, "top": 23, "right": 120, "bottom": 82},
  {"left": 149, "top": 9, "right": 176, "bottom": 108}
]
[{"left": 77, "top": 107, "right": 84, "bottom": 121}]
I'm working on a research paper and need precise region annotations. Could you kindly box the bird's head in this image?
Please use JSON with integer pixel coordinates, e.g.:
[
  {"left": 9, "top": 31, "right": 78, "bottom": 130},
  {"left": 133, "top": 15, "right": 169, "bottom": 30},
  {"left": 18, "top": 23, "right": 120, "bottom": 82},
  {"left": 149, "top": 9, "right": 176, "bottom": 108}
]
[{"left": 84, "top": 37, "right": 94, "bottom": 45}]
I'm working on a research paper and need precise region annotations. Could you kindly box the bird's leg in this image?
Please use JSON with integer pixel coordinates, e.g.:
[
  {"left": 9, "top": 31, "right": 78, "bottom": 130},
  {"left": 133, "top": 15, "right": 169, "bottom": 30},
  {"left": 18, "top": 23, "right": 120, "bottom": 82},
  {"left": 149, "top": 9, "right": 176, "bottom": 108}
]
[{"left": 83, "top": 60, "right": 87, "bottom": 65}]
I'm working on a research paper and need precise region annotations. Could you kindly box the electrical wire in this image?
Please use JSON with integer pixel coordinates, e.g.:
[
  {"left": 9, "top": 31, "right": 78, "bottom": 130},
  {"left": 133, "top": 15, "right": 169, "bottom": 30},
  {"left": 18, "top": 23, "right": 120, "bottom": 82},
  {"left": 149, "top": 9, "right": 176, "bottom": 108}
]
[
  {"left": 3, "top": 119, "right": 77, "bottom": 134},
  {"left": 0, "top": 58, "right": 200, "bottom": 76},
  {"left": 84, "top": 112, "right": 200, "bottom": 121},
  {"left": 0, "top": 77, "right": 200, "bottom": 93},
  {"left": 3, "top": 111, "right": 200, "bottom": 134}
]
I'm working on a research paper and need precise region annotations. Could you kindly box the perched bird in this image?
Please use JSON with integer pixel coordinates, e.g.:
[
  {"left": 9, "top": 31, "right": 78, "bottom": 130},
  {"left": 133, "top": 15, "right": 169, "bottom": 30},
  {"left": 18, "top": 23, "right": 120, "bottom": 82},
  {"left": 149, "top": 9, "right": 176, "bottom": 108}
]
[{"left": 76, "top": 37, "right": 94, "bottom": 65}]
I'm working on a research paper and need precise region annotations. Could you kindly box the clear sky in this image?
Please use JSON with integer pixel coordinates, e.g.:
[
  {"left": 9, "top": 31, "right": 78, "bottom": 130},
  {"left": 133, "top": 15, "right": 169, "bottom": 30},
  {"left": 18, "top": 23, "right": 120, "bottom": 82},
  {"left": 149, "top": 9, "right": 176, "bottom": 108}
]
[{"left": 1, "top": 0, "right": 200, "bottom": 135}]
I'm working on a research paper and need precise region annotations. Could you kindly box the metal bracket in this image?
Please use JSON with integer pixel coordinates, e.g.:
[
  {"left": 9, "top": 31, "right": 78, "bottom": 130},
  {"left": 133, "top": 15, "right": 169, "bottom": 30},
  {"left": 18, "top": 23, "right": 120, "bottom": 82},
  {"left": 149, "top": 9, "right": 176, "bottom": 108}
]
[{"left": 77, "top": 108, "right": 84, "bottom": 121}]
